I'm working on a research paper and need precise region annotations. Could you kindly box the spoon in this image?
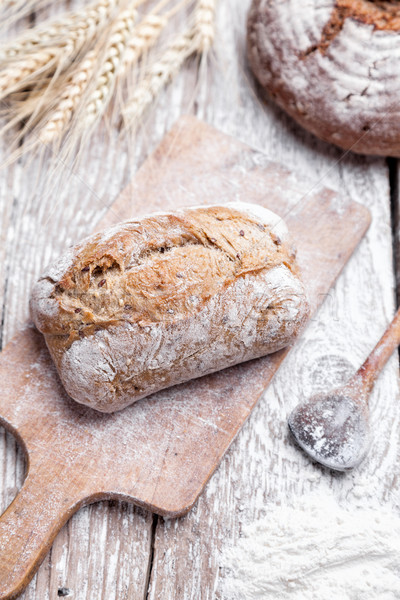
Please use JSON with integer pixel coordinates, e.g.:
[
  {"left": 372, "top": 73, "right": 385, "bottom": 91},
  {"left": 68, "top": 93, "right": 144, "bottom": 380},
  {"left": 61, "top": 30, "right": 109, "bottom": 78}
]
[{"left": 288, "top": 307, "right": 400, "bottom": 471}]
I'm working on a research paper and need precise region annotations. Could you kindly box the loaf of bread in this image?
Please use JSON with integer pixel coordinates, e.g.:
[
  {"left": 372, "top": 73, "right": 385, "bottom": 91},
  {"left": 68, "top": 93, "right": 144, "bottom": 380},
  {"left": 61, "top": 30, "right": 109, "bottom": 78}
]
[
  {"left": 247, "top": 0, "right": 400, "bottom": 157},
  {"left": 30, "top": 202, "right": 310, "bottom": 412}
]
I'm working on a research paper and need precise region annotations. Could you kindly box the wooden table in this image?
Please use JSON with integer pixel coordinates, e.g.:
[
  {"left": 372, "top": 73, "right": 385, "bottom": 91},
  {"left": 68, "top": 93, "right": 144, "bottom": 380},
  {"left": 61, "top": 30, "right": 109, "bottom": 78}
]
[{"left": 1, "top": 1, "right": 400, "bottom": 598}]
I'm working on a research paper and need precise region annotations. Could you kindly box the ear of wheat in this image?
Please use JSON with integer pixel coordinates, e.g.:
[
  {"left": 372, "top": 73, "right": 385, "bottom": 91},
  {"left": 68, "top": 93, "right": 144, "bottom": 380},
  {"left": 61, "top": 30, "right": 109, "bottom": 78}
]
[
  {"left": 0, "top": 49, "right": 60, "bottom": 99},
  {"left": 0, "top": 0, "right": 218, "bottom": 170},
  {"left": 0, "top": 0, "right": 120, "bottom": 61},
  {"left": 194, "top": 0, "right": 216, "bottom": 53},
  {"left": 122, "top": 27, "right": 198, "bottom": 126},
  {"left": 0, "top": 0, "right": 126, "bottom": 102},
  {"left": 80, "top": 6, "right": 138, "bottom": 133},
  {"left": 39, "top": 12, "right": 168, "bottom": 146},
  {"left": 122, "top": 13, "right": 167, "bottom": 74},
  {"left": 122, "top": 0, "right": 218, "bottom": 126},
  {"left": 39, "top": 50, "right": 98, "bottom": 144}
]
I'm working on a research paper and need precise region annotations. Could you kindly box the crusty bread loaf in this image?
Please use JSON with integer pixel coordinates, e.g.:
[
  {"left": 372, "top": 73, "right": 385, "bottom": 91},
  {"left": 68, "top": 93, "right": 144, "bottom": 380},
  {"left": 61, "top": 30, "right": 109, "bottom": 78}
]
[
  {"left": 247, "top": 0, "right": 400, "bottom": 157},
  {"left": 30, "top": 202, "right": 310, "bottom": 412}
]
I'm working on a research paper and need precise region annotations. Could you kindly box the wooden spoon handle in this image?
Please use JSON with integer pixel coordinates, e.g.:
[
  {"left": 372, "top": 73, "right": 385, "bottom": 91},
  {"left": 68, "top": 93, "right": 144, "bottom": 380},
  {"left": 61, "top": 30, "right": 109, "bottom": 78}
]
[
  {"left": 351, "top": 306, "right": 400, "bottom": 397},
  {"left": 0, "top": 465, "right": 84, "bottom": 600}
]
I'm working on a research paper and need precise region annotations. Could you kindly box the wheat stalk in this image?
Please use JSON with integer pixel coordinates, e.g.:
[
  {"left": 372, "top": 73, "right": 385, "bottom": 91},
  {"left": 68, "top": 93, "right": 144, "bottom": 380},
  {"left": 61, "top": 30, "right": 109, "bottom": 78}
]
[
  {"left": 122, "top": 27, "right": 198, "bottom": 125},
  {"left": 194, "top": 0, "right": 216, "bottom": 53}
]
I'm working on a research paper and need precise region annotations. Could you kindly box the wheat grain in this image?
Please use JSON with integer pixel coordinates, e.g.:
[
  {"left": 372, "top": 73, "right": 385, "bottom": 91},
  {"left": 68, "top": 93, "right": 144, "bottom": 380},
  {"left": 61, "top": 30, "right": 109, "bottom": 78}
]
[
  {"left": 80, "top": 7, "right": 137, "bottom": 131},
  {"left": 0, "top": 47, "right": 61, "bottom": 98},
  {"left": 123, "top": 27, "right": 197, "bottom": 125},
  {"left": 0, "top": 0, "right": 213, "bottom": 167},
  {"left": 0, "top": 0, "right": 121, "bottom": 61},
  {"left": 39, "top": 13, "right": 167, "bottom": 144},
  {"left": 0, "top": 0, "right": 135, "bottom": 100},
  {"left": 121, "top": 0, "right": 196, "bottom": 74},
  {"left": 194, "top": 0, "right": 217, "bottom": 53},
  {"left": 39, "top": 51, "right": 97, "bottom": 144},
  {"left": 121, "top": 14, "right": 167, "bottom": 73}
]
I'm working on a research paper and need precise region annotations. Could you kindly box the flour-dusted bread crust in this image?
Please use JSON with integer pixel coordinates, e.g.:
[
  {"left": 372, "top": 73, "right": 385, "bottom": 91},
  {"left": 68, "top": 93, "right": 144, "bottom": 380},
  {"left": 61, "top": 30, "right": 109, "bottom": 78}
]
[
  {"left": 247, "top": 0, "right": 400, "bottom": 157},
  {"left": 30, "top": 202, "right": 310, "bottom": 412}
]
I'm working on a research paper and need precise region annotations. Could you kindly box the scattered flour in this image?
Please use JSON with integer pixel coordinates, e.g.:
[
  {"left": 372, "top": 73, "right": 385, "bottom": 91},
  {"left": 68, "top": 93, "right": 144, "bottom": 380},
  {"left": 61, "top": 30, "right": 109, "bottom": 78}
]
[{"left": 218, "top": 493, "right": 400, "bottom": 599}]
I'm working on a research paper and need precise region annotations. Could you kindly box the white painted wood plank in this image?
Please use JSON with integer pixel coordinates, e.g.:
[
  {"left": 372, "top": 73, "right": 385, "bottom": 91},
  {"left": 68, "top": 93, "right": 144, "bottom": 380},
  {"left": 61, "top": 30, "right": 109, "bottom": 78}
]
[
  {"left": 0, "top": 0, "right": 398, "bottom": 598},
  {"left": 392, "top": 160, "right": 400, "bottom": 304},
  {"left": 0, "top": 3, "right": 201, "bottom": 598},
  {"left": 0, "top": 138, "right": 156, "bottom": 597},
  {"left": 147, "top": 1, "right": 400, "bottom": 598}
]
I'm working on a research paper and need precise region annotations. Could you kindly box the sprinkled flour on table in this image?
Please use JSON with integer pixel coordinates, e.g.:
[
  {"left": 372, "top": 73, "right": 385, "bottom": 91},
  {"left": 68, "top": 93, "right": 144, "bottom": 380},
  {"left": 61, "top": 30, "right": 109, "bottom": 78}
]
[{"left": 218, "top": 494, "right": 400, "bottom": 599}]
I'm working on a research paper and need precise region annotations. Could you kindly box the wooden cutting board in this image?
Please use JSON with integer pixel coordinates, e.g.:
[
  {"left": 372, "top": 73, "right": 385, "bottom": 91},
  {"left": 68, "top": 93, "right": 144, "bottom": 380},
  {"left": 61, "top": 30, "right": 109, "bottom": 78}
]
[{"left": 0, "top": 116, "right": 370, "bottom": 599}]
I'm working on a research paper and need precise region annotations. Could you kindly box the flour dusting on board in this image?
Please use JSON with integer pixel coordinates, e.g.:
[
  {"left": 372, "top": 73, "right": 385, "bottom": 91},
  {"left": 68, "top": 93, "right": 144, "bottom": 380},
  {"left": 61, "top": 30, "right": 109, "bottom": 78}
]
[{"left": 218, "top": 494, "right": 400, "bottom": 599}]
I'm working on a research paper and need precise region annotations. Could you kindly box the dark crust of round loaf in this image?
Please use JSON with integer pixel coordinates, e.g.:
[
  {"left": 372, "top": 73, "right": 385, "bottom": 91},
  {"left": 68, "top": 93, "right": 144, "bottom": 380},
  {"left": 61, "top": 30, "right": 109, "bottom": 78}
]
[{"left": 247, "top": 0, "right": 400, "bottom": 157}]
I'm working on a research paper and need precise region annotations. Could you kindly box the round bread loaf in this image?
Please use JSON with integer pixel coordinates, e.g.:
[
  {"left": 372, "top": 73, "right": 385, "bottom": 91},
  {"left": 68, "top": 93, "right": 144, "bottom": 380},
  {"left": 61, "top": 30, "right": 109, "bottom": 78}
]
[
  {"left": 247, "top": 0, "right": 400, "bottom": 156},
  {"left": 30, "top": 202, "right": 309, "bottom": 413}
]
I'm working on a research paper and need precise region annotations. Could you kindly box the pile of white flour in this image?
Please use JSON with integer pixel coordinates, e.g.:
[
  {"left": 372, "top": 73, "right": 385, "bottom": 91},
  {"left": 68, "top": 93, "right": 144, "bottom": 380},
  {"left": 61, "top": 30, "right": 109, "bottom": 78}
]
[{"left": 218, "top": 494, "right": 400, "bottom": 599}]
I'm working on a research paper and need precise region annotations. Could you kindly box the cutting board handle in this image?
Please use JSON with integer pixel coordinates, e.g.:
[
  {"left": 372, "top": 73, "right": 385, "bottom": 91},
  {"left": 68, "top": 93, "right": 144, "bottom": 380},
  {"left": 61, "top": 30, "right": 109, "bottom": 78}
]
[{"left": 0, "top": 463, "right": 85, "bottom": 600}]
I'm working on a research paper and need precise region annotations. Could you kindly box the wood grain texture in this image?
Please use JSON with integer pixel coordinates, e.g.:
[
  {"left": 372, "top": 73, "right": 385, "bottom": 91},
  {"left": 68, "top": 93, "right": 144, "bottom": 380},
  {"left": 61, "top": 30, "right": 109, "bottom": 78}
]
[
  {"left": 0, "top": 0, "right": 399, "bottom": 599},
  {"left": 147, "top": 2, "right": 400, "bottom": 600},
  {"left": 0, "top": 116, "right": 370, "bottom": 599},
  {"left": 392, "top": 159, "right": 400, "bottom": 304}
]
